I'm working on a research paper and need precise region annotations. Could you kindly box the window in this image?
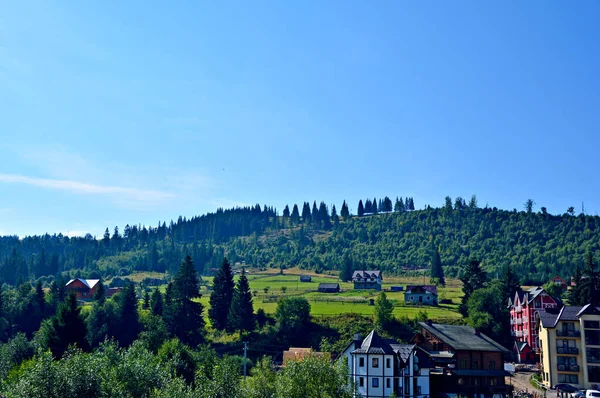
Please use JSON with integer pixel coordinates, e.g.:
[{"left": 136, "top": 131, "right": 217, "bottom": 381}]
[
  {"left": 490, "top": 377, "right": 498, "bottom": 386},
  {"left": 386, "top": 358, "right": 391, "bottom": 368},
  {"left": 416, "top": 386, "right": 422, "bottom": 394},
  {"left": 588, "top": 348, "right": 600, "bottom": 363},
  {"left": 585, "top": 321, "right": 600, "bottom": 329},
  {"left": 459, "top": 360, "right": 467, "bottom": 369},
  {"left": 489, "top": 360, "right": 496, "bottom": 370},
  {"left": 359, "top": 377, "right": 364, "bottom": 387},
  {"left": 386, "top": 378, "right": 391, "bottom": 388},
  {"left": 587, "top": 330, "right": 600, "bottom": 345},
  {"left": 589, "top": 366, "right": 600, "bottom": 383},
  {"left": 372, "top": 358, "right": 379, "bottom": 368},
  {"left": 473, "top": 361, "right": 478, "bottom": 369},
  {"left": 557, "top": 374, "right": 578, "bottom": 384},
  {"left": 359, "top": 357, "right": 365, "bottom": 367},
  {"left": 373, "top": 378, "right": 379, "bottom": 388}
]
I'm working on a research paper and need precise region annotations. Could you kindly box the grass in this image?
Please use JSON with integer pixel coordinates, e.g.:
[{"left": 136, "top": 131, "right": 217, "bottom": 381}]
[{"left": 124, "top": 268, "right": 464, "bottom": 321}]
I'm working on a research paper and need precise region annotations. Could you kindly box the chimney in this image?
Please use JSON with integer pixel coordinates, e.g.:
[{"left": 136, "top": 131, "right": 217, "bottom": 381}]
[{"left": 474, "top": 329, "right": 480, "bottom": 336}]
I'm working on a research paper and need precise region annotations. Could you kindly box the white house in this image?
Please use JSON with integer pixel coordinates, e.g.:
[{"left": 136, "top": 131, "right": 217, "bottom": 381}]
[{"left": 341, "top": 330, "right": 430, "bottom": 398}]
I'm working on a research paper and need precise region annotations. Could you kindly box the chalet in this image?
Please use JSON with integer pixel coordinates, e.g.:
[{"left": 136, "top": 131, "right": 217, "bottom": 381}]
[
  {"left": 352, "top": 270, "right": 382, "bottom": 290},
  {"left": 404, "top": 285, "right": 438, "bottom": 306},
  {"left": 341, "top": 330, "right": 430, "bottom": 398},
  {"left": 300, "top": 275, "right": 312, "bottom": 282},
  {"left": 412, "top": 321, "right": 512, "bottom": 398},
  {"left": 318, "top": 283, "right": 340, "bottom": 293},
  {"left": 282, "top": 347, "right": 330, "bottom": 365},
  {"left": 514, "top": 341, "right": 534, "bottom": 363},
  {"left": 65, "top": 278, "right": 100, "bottom": 300}
]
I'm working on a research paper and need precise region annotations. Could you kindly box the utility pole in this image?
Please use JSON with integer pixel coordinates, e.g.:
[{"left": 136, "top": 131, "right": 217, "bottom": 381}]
[{"left": 243, "top": 341, "right": 248, "bottom": 380}]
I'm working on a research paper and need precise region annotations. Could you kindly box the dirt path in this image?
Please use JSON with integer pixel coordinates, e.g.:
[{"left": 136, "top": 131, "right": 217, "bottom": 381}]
[{"left": 507, "top": 372, "right": 545, "bottom": 394}]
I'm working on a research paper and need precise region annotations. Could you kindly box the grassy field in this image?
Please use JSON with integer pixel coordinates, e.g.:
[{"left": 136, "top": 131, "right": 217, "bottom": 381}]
[{"left": 127, "top": 268, "right": 464, "bottom": 321}]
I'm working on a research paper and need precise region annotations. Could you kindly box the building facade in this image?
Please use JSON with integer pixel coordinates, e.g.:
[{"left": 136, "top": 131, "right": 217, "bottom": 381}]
[
  {"left": 412, "top": 321, "right": 512, "bottom": 398},
  {"left": 509, "top": 286, "right": 561, "bottom": 353},
  {"left": 352, "top": 270, "right": 382, "bottom": 290},
  {"left": 537, "top": 305, "right": 600, "bottom": 389},
  {"left": 341, "top": 330, "right": 430, "bottom": 398},
  {"left": 404, "top": 286, "right": 438, "bottom": 306}
]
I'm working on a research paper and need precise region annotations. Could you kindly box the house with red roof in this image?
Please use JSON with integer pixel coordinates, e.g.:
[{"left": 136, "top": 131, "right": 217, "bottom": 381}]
[{"left": 65, "top": 278, "right": 100, "bottom": 300}]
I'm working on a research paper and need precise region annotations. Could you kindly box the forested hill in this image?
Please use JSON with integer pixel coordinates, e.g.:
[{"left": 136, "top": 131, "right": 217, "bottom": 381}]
[{"left": 1, "top": 197, "right": 599, "bottom": 285}]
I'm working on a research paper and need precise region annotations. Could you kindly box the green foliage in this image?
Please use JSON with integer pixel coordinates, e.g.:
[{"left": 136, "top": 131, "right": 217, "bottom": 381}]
[
  {"left": 209, "top": 258, "right": 235, "bottom": 331},
  {"left": 374, "top": 292, "right": 394, "bottom": 332},
  {"left": 114, "top": 283, "right": 141, "bottom": 347},
  {"left": 228, "top": 268, "right": 254, "bottom": 332},
  {"left": 151, "top": 288, "right": 164, "bottom": 316},
  {"left": 430, "top": 248, "right": 445, "bottom": 286},
  {"left": 466, "top": 283, "right": 508, "bottom": 344},
  {"left": 459, "top": 259, "right": 487, "bottom": 316},
  {"left": 275, "top": 297, "right": 310, "bottom": 345}
]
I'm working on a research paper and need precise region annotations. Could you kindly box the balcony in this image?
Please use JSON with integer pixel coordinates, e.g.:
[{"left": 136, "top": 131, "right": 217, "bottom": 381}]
[
  {"left": 515, "top": 331, "right": 523, "bottom": 337},
  {"left": 516, "top": 318, "right": 523, "bottom": 325},
  {"left": 557, "top": 347, "right": 579, "bottom": 355},
  {"left": 510, "top": 319, "right": 515, "bottom": 325},
  {"left": 515, "top": 306, "right": 522, "bottom": 313},
  {"left": 557, "top": 364, "right": 580, "bottom": 372},
  {"left": 557, "top": 330, "right": 581, "bottom": 337}
]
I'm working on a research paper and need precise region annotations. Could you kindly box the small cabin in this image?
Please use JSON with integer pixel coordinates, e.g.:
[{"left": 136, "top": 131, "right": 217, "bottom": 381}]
[
  {"left": 300, "top": 275, "right": 312, "bottom": 282},
  {"left": 391, "top": 286, "right": 404, "bottom": 292},
  {"left": 318, "top": 283, "right": 340, "bottom": 293},
  {"left": 404, "top": 285, "right": 438, "bottom": 306}
]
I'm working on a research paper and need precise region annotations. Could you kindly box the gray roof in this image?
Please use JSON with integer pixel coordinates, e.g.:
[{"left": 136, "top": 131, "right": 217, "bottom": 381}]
[
  {"left": 535, "top": 305, "right": 592, "bottom": 328},
  {"left": 318, "top": 283, "right": 339, "bottom": 289},
  {"left": 390, "top": 343, "right": 416, "bottom": 363},
  {"left": 353, "top": 330, "right": 395, "bottom": 354},
  {"left": 515, "top": 341, "right": 529, "bottom": 353},
  {"left": 405, "top": 285, "right": 438, "bottom": 295},
  {"left": 419, "top": 322, "right": 509, "bottom": 353},
  {"left": 352, "top": 270, "right": 382, "bottom": 280}
]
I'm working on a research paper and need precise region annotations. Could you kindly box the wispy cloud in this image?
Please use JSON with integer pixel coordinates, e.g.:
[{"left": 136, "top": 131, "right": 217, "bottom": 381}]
[{"left": 0, "top": 173, "right": 175, "bottom": 204}]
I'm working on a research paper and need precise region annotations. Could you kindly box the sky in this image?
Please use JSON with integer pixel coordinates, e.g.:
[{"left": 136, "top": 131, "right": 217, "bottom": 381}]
[{"left": 1, "top": 1, "right": 600, "bottom": 237}]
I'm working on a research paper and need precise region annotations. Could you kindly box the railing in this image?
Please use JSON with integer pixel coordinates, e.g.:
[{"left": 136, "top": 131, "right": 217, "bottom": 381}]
[
  {"left": 510, "top": 319, "right": 515, "bottom": 325},
  {"left": 516, "top": 330, "right": 523, "bottom": 337},
  {"left": 557, "top": 364, "right": 580, "bottom": 372},
  {"left": 571, "top": 365, "right": 580, "bottom": 372},
  {"left": 515, "top": 306, "right": 522, "bottom": 313},
  {"left": 557, "top": 330, "right": 581, "bottom": 337},
  {"left": 557, "top": 347, "right": 579, "bottom": 355},
  {"left": 516, "top": 318, "right": 523, "bottom": 325}
]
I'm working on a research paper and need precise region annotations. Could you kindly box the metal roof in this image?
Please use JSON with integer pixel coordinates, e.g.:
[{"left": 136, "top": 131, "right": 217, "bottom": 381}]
[{"left": 419, "top": 322, "right": 509, "bottom": 353}]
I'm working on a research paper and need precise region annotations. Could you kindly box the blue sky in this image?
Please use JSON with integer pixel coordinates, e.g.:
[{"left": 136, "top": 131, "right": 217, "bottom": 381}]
[{"left": 1, "top": 1, "right": 600, "bottom": 237}]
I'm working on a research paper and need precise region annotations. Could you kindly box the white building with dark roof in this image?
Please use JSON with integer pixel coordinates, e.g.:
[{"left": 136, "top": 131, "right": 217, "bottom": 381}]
[
  {"left": 352, "top": 270, "right": 382, "bottom": 290},
  {"left": 341, "top": 329, "right": 430, "bottom": 398}
]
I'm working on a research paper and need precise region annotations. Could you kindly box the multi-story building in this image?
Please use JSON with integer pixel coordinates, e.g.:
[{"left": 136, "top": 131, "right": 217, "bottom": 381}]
[
  {"left": 352, "top": 270, "right": 382, "bottom": 290},
  {"left": 536, "top": 304, "right": 600, "bottom": 389},
  {"left": 412, "top": 321, "right": 512, "bottom": 398},
  {"left": 509, "top": 286, "right": 561, "bottom": 356},
  {"left": 341, "top": 330, "right": 430, "bottom": 398},
  {"left": 404, "top": 285, "right": 438, "bottom": 306}
]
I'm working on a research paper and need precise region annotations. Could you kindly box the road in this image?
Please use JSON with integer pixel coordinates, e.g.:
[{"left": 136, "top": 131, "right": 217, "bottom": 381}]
[{"left": 507, "top": 371, "right": 547, "bottom": 395}]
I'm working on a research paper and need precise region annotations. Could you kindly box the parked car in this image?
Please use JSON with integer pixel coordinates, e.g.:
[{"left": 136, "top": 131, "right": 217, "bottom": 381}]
[
  {"left": 586, "top": 390, "right": 600, "bottom": 398},
  {"left": 571, "top": 390, "right": 586, "bottom": 398},
  {"left": 553, "top": 384, "right": 578, "bottom": 393}
]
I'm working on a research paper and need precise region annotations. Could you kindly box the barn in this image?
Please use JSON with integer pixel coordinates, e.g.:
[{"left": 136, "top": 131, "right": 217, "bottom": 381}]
[
  {"left": 317, "top": 283, "right": 340, "bottom": 293},
  {"left": 300, "top": 275, "right": 312, "bottom": 282}
]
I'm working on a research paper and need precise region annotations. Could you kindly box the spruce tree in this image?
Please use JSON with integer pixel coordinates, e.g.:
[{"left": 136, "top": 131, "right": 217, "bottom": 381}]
[
  {"left": 365, "top": 199, "right": 372, "bottom": 214},
  {"left": 569, "top": 265, "right": 584, "bottom": 305},
  {"left": 372, "top": 197, "right": 378, "bottom": 214},
  {"left": 430, "top": 248, "right": 445, "bottom": 286},
  {"left": 86, "top": 300, "right": 108, "bottom": 348},
  {"left": 143, "top": 291, "right": 150, "bottom": 309},
  {"left": 311, "top": 201, "right": 319, "bottom": 222},
  {"left": 94, "top": 280, "right": 106, "bottom": 304},
  {"left": 500, "top": 264, "right": 520, "bottom": 305},
  {"left": 331, "top": 205, "right": 339, "bottom": 223},
  {"left": 291, "top": 204, "right": 300, "bottom": 224},
  {"left": 339, "top": 253, "right": 354, "bottom": 282},
  {"left": 357, "top": 200, "right": 365, "bottom": 217},
  {"left": 151, "top": 288, "right": 164, "bottom": 316},
  {"left": 115, "top": 283, "right": 140, "bottom": 347},
  {"left": 459, "top": 259, "right": 487, "bottom": 316},
  {"left": 227, "top": 268, "right": 254, "bottom": 332},
  {"left": 39, "top": 291, "right": 88, "bottom": 358},
  {"left": 340, "top": 200, "right": 350, "bottom": 220},
  {"left": 283, "top": 205, "right": 290, "bottom": 218},
  {"left": 209, "top": 257, "right": 235, "bottom": 330},
  {"left": 301, "top": 202, "right": 311, "bottom": 222}
]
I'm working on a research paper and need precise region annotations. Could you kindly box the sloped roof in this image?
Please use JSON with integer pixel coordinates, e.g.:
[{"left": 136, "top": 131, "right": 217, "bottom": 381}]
[
  {"left": 405, "top": 285, "right": 437, "bottom": 295},
  {"left": 536, "top": 306, "right": 586, "bottom": 328},
  {"left": 390, "top": 343, "right": 415, "bottom": 363},
  {"left": 318, "top": 283, "right": 339, "bottom": 289},
  {"left": 515, "top": 341, "right": 529, "bottom": 353},
  {"left": 353, "top": 330, "right": 395, "bottom": 354},
  {"left": 352, "top": 270, "right": 382, "bottom": 280},
  {"left": 419, "top": 322, "right": 509, "bottom": 353},
  {"left": 66, "top": 278, "right": 100, "bottom": 289}
]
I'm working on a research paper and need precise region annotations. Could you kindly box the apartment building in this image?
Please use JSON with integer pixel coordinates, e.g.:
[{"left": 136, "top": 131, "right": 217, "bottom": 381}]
[{"left": 536, "top": 304, "right": 600, "bottom": 389}]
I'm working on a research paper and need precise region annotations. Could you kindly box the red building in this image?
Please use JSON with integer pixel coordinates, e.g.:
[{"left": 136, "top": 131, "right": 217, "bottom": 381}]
[
  {"left": 551, "top": 275, "right": 568, "bottom": 291},
  {"left": 509, "top": 286, "right": 561, "bottom": 355},
  {"left": 65, "top": 278, "right": 100, "bottom": 300}
]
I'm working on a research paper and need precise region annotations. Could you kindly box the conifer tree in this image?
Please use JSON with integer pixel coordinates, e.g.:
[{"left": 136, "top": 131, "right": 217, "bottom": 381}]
[
  {"left": 311, "top": 201, "right": 319, "bottom": 222},
  {"left": 459, "top": 259, "right": 487, "bottom": 316},
  {"left": 357, "top": 200, "right": 365, "bottom": 217},
  {"left": 166, "top": 255, "right": 205, "bottom": 345},
  {"left": 339, "top": 253, "right": 354, "bottom": 282},
  {"left": 38, "top": 291, "right": 88, "bottom": 358},
  {"left": 94, "top": 280, "right": 106, "bottom": 304},
  {"left": 86, "top": 299, "right": 108, "bottom": 348},
  {"left": 283, "top": 205, "right": 290, "bottom": 218},
  {"left": 301, "top": 202, "right": 311, "bottom": 222},
  {"left": 569, "top": 265, "right": 584, "bottom": 305},
  {"left": 372, "top": 197, "right": 378, "bottom": 214},
  {"left": 151, "top": 288, "right": 164, "bottom": 316},
  {"left": 500, "top": 264, "right": 520, "bottom": 305},
  {"left": 209, "top": 257, "right": 235, "bottom": 330},
  {"left": 374, "top": 292, "right": 394, "bottom": 332},
  {"left": 227, "top": 268, "right": 254, "bottom": 332},
  {"left": 365, "top": 199, "right": 372, "bottom": 214},
  {"left": 143, "top": 291, "right": 150, "bottom": 309},
  {"left": 331, "top": 205, "right": 339, "bottom": 223},
  {"left": 340, "top": 200, "right": 350, "bottom": 220},
  {"left": 114, "top": 283, "right": 140, "bottom": 347},
  {"left": 291, "top": 204, "right": 300, "bottom": 224},
  {"left": 430, "top": 248, "right": 445, "bottom": 286}
]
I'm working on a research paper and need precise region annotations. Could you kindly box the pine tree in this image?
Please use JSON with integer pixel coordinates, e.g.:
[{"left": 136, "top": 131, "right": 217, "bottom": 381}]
[
  {"left": 166, "top": 255, "right": 205, "bottom": 345},
  {"left": 94, "top": 280, "right": 106, "bottom": 304},
  {"left": 143, "top": 291, "right": 150, "bottom": 309},
  {"left": 331, "top": 205, "right": 339, "bottom": 223},
  {"left": 86, "top": 300, "right": 108, "bottom": 348},
  {"left": 339, "top": 253, "right": 354, "bottom": 282},
  {"left": 459, "top": 259, "right": 487, "bottom": 316},
  {"left": 408, "top": 197, "right": 415, "bottom": 211},
  {"left": 228, "top": 268, "right": 254, "bottom": 332},
  {"left": 103, "top": 228, "right": 110, "bottom": 247},
  {"left": 114, "top": 283, "right": 140, "bottom": 347},
  {"left": 311, "top": 201, "right": 319, "bottom": 222},
  {"left": 283, "top": 205, "right": 290, "bottom": 218},
  {"left": 39, "top": 291, "right": 88, "bottom": 358},
  {"left": 357, "top": 200, "right": 365, "bottom": 217},
  {"left": 500, "top": 264, "right": 521, "bottom": 305},
  {"left": 365, "top": 199, "right": 372, "bottom": 214},
  {"left": 430, "top": 248, "right": 445, "bottom": 286},
  {"left": 301, "top": 202, "right": 311, "bottom": 222},
  {"left": 340, "top": 200, "right": 350, "bottom": 220},
  {"left": 291, "top": 204, "right": 300, "bottom": 224},
  {"left": 374, "top": 292, "right": 394, "bottom": 332},
  {"left": 372, "top": 198, "right": 378, "bottom": 214},
  {"left": 151, "top": 288, "right": 164, "bottom": 316},
  {"left": 209, "top": 257, "right": 235, "bottom": 330},
  {"left": 569, "top": 265, "right": 584, "bottom": 305}
]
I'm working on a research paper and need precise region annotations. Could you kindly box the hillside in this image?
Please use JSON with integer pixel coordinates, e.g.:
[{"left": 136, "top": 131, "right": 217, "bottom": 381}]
[{"left": 1, "top": 199, "right": 599, "bottom": 285}]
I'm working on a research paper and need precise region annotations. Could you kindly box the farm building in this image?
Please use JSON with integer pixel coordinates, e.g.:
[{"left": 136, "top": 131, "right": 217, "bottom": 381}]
[
  {"left": 300, "top": 275, "right": 312, "bottom": 282},
  {"left": 352, "top": 270, "right": 382, "bottom": 290},
  {"left": 550, "top": 275, "right": 568, "bottom": 291},
  {"left": 318, "top": 283, "right": 340, "bottom": 293},
  {"left": 65, "top": 278, "right": 100, "bottom": 300},
  {"left": 404, "top": 285, "right": 438, "bottom": 306},
  {"left": 283, "top": 347, "right": 330, "bottom": 365},
  {"left": 390, "top": 286, "right": 403, "bottom": 292}
]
